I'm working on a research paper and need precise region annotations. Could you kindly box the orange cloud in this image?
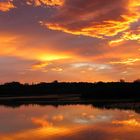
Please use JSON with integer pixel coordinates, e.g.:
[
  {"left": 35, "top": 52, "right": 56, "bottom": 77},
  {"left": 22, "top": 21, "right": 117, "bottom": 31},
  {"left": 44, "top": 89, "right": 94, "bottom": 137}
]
[
  {"left": 52, "top": 115, "right": 64, "bottom": 121},
  {"left": 110, "top": 58, "right": 140, "bottom": 65},
  {"left": 112, "top": 119, "right": 140, "bottom": 127},
  {"left": 32, "top": 117, "right": 53, "bottom": 127},
  {"left": 0, "top": 0, "right": 64, "bottom": 12},
  {"left": 0, "top": 123, "right": 70, "bottom": 140},
  {"left": 0, "top": 33, "right": 73, "bottom": 61},
  {"left": 1, "top": 31, "right": 140, "bottom": 82},
  {"left": 109, "top": 38, "right": 125, "bottom": 46},
  {"left": 109, "top": 26, "right": 140, "bottom": 46},
  {"left": 41, "top": 0, "right": 140, "bottom": 38},
  {"left": 0, "top": 1, "right": 15, "bottom": 12},
  {"left": 26, "top": 0, "right": 64, "bottom": 6},
  {"left": 32, "top": 61, "right": 50, "bottom": 70},
  {"left": 122, "top": 27, "right": 140, "bottom": 42},
  {"left": 42, "top": 17, "right": 138, "bottom": 39},
  {"left": 31, "top": 60, "right": 65, "bottom": 73}
]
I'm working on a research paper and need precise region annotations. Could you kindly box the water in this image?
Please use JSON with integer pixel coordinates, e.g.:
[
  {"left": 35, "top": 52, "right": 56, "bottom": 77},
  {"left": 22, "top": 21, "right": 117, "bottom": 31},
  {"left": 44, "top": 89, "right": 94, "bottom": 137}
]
[{"left": 0, "top": 104, "right": 140, "bottom": 140}]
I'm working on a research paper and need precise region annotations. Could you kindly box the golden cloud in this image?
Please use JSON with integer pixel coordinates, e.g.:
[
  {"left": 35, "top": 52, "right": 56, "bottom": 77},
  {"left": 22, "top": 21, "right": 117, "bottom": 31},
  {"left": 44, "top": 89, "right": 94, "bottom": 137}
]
[
  {"left": 109, "top": 38, "right": 125, "bottom": 46},
  {"left": 52, "top": 115, "right": 64, "bottom": 121},
  {"left": 0, "top": 1, "right": 15, "bottom": 12},
  {"left": 31, "top": 60, "right": 65, "bottom": 73},
  {"left": 26, "top": 0, "right": 64, "bottom": 6},
  {"left": 41, "top": 0, "right": 140, "bottom": 38},
  {"left": 110, "top": 58, "right": 140, "bottom": 65},
  {"left": 32, "top": 61, "right": 50, "bottom": 70},
  {"left": 0, "top": 0, "right": 64, "bottom": 12},
  {"left": 0, "top": 123, "right": 70, "bottom": 140},
  {"left": 31, "top": 117, "right": 53, "bottom": 127},
  {"left": 109, "top": 26, "right": 140, "bottom": 46},
  {"left": 123, "top": 27, "right": 140, "bottom": 42},
  {"left": 112, "top": 119, "right": 140, "bottom": 127},
  {"left": 0, "top": 33, "right": 73, "bottom": 62},
  {"left": 40, "top": 20, "right": 131, "bottom": 39}
]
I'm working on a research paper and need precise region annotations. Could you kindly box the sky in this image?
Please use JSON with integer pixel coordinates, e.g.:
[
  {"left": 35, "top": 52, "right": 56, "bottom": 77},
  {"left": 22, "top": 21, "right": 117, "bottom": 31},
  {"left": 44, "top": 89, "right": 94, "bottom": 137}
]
[{"left": 0, "top": 0, "right": 140, "bottom": 83}]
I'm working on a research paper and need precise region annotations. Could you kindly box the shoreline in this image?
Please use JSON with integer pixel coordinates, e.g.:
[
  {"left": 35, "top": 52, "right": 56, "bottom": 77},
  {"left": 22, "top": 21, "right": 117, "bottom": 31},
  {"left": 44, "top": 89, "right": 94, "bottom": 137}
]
[{"left": 0, "top": 95, "right": 140, "bottom": 114}]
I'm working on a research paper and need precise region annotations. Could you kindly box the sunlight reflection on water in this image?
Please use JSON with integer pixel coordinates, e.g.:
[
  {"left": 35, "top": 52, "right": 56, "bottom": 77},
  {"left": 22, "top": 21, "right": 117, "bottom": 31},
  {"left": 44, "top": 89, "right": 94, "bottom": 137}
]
[{"left": 0, "top": 104, "right": 140, "bottom": 140}]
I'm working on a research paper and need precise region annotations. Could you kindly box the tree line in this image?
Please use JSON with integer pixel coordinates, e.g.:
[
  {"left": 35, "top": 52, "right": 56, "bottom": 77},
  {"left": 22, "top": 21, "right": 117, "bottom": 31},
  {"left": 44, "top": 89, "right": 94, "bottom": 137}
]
[{"left": 0, "top": 80, "right": 140, "bottom": 100}]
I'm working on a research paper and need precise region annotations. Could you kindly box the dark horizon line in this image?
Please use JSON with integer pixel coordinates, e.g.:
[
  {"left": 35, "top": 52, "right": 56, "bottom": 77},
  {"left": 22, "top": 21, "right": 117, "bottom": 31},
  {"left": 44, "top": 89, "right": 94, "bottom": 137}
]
[
  {"left": 0, "top": 80, "right": 140, "bottom": 98},
  {"left": 1, "top": 78, "right": 140, "bottom": 85}
]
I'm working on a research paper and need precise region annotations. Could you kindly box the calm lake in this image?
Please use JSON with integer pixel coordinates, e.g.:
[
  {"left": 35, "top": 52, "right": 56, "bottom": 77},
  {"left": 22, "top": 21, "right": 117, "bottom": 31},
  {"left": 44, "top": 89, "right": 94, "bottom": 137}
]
[{"left": 0, "top": 104, "right": 140, "bottom": 140}]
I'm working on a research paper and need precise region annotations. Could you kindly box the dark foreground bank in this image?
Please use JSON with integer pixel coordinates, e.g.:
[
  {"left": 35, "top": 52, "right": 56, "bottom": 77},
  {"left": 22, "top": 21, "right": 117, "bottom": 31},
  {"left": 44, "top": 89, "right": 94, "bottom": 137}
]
[{"left": 0, "top": 81, "right": 140, "bottom": 112}]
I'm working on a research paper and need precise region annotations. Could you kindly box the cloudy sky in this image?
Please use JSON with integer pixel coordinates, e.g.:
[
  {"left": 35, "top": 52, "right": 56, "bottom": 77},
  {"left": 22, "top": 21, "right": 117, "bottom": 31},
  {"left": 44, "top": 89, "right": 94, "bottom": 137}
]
[{"left": 0, "top": 0, "right": 140, "bottom": 83}]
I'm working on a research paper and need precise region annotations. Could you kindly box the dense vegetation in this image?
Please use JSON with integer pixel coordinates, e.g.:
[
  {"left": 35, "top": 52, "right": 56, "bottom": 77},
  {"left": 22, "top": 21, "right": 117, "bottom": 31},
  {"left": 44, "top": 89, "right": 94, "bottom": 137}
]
[
  {"left": 0, "top": 81, "right": 140, "bottom": 111},
  {"left": 0, "top": 81, "right": 140, "bottom": 100}
]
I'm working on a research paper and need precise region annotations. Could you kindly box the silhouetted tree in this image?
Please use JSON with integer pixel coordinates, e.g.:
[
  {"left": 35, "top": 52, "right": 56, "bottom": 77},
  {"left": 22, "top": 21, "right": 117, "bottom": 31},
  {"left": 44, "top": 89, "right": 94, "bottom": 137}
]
[
  {"left": 52, "top": 80, "right": 58, "bottom": 83},
  {"left": 120, "top": 79, "right": 125, "bottom": 83},
  {"left": 134, "top": 79, "right": 140, "bottom": 83}
]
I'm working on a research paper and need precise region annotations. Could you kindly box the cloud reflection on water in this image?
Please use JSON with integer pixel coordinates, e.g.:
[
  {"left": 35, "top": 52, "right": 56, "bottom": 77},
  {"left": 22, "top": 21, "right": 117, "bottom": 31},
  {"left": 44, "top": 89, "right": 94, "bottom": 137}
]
[{"left": 0, "top": 105, "right": 140, "bottom": 140}]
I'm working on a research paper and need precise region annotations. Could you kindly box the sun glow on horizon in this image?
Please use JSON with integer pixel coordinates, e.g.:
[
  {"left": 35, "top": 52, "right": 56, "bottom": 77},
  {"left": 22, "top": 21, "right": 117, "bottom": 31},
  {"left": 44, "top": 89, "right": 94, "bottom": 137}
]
[{"left": 0, "top": 0, "right": 140, "bottom": 82}]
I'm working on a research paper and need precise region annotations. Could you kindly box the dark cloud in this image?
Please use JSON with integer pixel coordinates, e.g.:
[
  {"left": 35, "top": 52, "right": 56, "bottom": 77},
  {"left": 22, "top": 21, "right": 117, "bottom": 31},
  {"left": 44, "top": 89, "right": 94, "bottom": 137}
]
[{"left": 42, "top": 0, "right": 140, "bottom": 38}]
